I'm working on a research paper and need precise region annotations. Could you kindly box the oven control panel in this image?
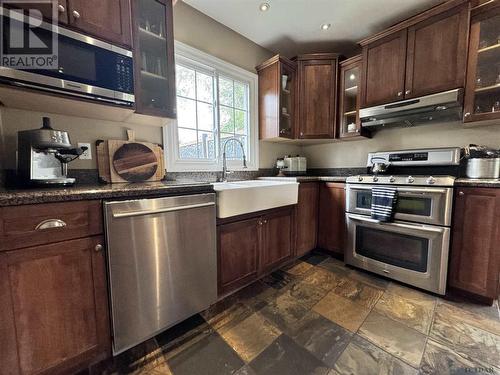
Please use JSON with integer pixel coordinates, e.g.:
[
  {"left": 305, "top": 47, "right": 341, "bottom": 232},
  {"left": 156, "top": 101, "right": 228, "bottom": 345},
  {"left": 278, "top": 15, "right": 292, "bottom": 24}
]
[
  {"left": 389, "top": 152, "right": 428, "bottom": 162},
  {"left": 367, "top": 147, "right": 461, "bottom": 167}
]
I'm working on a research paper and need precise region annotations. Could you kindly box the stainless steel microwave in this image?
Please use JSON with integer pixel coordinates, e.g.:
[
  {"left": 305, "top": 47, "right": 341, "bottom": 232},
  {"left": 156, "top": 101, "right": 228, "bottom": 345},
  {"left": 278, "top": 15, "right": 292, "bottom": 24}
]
[{"left": 0, "top": 8, "right": 134, "bottom": 106}]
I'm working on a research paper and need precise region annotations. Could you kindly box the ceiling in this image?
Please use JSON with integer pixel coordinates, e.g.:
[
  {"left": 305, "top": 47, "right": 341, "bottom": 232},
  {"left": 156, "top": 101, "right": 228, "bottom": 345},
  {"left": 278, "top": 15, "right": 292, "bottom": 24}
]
[{"left": 183, "top": 0, "right": 444, "bottom": 57}]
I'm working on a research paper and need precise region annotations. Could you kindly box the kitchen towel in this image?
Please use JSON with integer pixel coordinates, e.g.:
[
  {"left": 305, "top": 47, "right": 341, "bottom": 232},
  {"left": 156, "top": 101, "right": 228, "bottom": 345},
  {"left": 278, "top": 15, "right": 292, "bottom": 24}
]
[{"left": 371, "top": 187, "right": 398, "bottom": 222}]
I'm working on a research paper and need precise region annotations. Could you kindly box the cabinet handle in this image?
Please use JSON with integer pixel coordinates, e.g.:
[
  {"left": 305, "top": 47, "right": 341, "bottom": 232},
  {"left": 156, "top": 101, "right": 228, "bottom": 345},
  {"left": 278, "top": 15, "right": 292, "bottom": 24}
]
[
  {"left": 72, "top": 10, "right": 81, "bottom": 19},
  {"left": 397, "top": 91, "right": 403, "bottom": 97},
  {"left": 458, "top": 191, "right": 464, "bottom": 196},
  {"left": 263, "top": 219, "right": 268, "bottom": 224},
  {"left": 95, "top": 244, "right": 104, "bottom": 252},
  {"left": 405, "top": 90, "right": 411, "bottom": 95},
  {"left": 58, "top": 4, "right": 65, "bottom": 12},
  {"left": 464, "top": 112, "right": 471, "bottom": 117},
  {"left": 35, "top": 219, "right": 67, "bottom": 230}
]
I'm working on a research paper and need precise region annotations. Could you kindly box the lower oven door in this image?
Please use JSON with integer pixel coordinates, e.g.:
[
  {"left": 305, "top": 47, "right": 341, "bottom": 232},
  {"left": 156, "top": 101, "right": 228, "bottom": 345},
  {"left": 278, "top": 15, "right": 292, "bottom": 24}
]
[{"left": 345, "top": 213, "right": 450, "bottom": 294}]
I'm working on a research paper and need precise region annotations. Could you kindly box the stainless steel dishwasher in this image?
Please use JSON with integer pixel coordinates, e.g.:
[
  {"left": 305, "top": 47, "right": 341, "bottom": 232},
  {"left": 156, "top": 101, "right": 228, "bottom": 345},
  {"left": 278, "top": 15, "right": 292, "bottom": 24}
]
[{"left": 104, "top": 193, "right": 217, "bottom": 354}]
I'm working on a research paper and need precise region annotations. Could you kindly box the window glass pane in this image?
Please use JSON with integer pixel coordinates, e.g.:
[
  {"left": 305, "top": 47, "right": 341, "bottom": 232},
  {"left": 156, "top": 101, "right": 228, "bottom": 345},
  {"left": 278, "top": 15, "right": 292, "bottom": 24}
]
[
  {"left": 234, "top": 81, "right": 247, "bottom": 110},
  {"left": 220, "top": 106, "right": 234, "bottom": 133},
  {"left": 196, "top": 72, "right": 213, "bottom": 103},
  {"left": 197, "top": 102, "right": 214, "bottom": 131},
  {"left": 178, "top": 128, "right": 198, "bottom": 159},
  {"left": 219, "top": 77, "right": 234, "bottom": 106},
  {"left": 198, "top": 131, "right": 215, "bottom": 159},
  {"left": 177, "top": 97, "right": 196, "bottom": 129},
  {"left": 235, "top": 109, "right": 247, "bottom": 135},
  {"left": 176, "top": 65, "right": 195, "bottom": 99}
]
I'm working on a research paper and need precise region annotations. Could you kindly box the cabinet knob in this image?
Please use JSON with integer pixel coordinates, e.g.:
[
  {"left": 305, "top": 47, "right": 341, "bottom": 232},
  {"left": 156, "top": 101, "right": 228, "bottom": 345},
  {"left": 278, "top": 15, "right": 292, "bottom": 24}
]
[
  {"left": 458, "top": 191, "right": 464, "bottom": 196},
  {"left": 58, "top": 4, "right": 65, "bottom": 12},
  {"left": 263, "top": 219, "right": 268, "bottom": 224},
  {"left": 300, "top": 132, "right": 304, "bottom": 137},
  {"left": 397, "top": 91, "right": 403, "bottom": 97},
  {"left": 72, "top": 10, "right": 81, "bottom": 19},
  {"left": 405, "top": 90, "right": 411, "bottom": 95},
  {"left": 95, "top": 244, "right": 104, "bottom": 252}
]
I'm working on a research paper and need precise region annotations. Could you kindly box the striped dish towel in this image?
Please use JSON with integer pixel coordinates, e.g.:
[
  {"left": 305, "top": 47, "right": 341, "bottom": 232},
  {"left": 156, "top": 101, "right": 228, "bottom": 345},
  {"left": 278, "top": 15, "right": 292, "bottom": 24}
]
[{"left": 371, "top": 187, "right": 398, "bottom": 222}]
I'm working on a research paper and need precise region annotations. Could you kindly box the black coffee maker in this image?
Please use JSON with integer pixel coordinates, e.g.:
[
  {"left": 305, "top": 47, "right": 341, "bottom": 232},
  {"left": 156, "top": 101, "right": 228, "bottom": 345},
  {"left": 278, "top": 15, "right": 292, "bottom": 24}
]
[{"left": 17, "top": 117, "right": 87, "bottom": 186}]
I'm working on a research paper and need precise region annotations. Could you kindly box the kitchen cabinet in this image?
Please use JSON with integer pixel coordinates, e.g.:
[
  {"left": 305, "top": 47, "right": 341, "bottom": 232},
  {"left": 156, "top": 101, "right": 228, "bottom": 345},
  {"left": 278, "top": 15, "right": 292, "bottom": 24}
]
[
  {"left": 338, "top": 56, "right": 369, "bottom": 139},
  {"left": 67, "top": 0, "right": 132, "bottom": 47},
  {"left": 317, "top": 183, "right": 346, "bottom": 256},
  {"left": 360, "top": 0, "right": 469, "bottom": 107},
  {"left": 256, "top": 55, "right": 297, "bottom": 140},
  {"left": 10, "top": 0, "right": 69, "bottom": 24},
  {"left": 448, "top": 188, "right": 500, "bottom": 304},
  {"left": 464, "top": 1, "right": 500, "bottom": 123},
  {"left": 295, "top": 182, "right": 320, "bottom": 257},
  {"left": 132, "top": 0, "right": 176, "bottom": 118},
  {"left": 296, "top": 54, "right": 339, "bottom": 139},
  {"left": 217, "top": 206, "right": 294, "bottom": 296},
  {"left": 0, "top": 236, "right": 110, "bottom": 375}
]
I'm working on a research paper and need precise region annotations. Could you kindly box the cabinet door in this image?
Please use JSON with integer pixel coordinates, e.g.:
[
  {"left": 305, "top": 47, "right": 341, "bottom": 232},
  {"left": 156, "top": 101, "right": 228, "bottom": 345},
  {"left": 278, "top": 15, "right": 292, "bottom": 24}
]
[
  {"left": 361, "top": 30, "right": 407, "bottom": 107},
  {"left": 405, "top": 4, "right": 469, "bottom": 98},
  {"left": 9, "top": 0, "right": 69, "bottom": 24},
  {"left": 260, "top": 207, "right": 293, "bottom": 272},
  {"left": 317, "top": 183, "right": 346, "bottom": 256},
  {"left": 295, "top": 182, "right": 320, "bottom": 257},
  {"left": 218, "top": 218, "right": 260, "bottom": 296},
  {"left": 67, "top": 0, "right": 132, "bottom": 47},
  {"left": 297, "top": 58, "right": 337, "bottom": 138},
  {"left": 448, "top": 188, "right": 500, "bottom": 301},
  {"left": 0, "top": 236, "right": 110, "bottom": 375}
]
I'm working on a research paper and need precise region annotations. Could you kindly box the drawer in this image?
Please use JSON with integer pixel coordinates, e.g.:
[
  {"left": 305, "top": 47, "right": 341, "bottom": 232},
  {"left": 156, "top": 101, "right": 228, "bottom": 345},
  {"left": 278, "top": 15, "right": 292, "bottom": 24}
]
[{"left": 0, "top": 200, "right": 103, "bottom": 251}]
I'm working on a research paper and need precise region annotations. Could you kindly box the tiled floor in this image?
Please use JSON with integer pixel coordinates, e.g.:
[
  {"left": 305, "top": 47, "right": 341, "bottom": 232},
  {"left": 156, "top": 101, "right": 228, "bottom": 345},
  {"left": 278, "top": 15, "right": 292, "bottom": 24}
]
[{"left": 104, "top": 251, "right": 500, "bottom": 375}]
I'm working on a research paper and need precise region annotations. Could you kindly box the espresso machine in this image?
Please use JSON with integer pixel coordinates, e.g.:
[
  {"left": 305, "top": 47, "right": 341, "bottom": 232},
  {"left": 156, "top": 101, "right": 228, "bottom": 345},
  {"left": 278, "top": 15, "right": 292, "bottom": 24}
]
[{"left": 17, "top": 117, "right": 87, "bottom": 186}]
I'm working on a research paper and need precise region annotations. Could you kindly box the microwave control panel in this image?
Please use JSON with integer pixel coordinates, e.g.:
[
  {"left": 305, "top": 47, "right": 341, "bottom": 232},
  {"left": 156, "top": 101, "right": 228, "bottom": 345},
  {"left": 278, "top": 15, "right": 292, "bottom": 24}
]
[{"left": 116, "top": 56, "right": 134, "bottom": 94}]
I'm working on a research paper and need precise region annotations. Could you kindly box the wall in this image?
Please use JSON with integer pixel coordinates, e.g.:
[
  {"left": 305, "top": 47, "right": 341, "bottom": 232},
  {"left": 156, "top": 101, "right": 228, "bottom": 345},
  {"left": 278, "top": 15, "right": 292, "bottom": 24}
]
[{"left": 301, "top": 121, "right": 500, "bottom": 168}]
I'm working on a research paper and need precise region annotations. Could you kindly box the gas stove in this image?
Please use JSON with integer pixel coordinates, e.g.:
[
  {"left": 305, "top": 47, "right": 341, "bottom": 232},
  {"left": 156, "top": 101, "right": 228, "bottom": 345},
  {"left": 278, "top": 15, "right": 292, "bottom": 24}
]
[{"left": 346, "top": 174, "right": 456, "bottom": 186}]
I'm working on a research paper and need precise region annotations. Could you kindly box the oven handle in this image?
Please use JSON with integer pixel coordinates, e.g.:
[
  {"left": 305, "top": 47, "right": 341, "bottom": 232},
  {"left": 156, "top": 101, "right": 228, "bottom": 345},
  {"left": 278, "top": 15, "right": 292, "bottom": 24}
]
[
  {"left": 347, "top": 213, "right": 445, "bottom": 233},
  {"left": 347, "top": 185, "right": 449, "bottom": 194}
]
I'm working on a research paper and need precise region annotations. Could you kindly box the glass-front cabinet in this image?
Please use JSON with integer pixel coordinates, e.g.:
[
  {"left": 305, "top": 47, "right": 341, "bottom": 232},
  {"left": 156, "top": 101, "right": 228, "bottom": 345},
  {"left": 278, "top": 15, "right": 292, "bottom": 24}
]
[
  {"left": 132, "top": 0, "right": 176, "bottom": 118},
  {"left": 338, "top": 55, "right": 368, "bottom": 139},
  {"left": 464, "top": 2, "right": 500, "bottom": 122}
]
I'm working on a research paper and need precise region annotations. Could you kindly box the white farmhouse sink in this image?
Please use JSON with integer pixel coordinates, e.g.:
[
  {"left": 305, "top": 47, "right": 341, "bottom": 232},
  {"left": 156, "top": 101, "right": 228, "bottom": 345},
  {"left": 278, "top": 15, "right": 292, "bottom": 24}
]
[{"left": 212, "top": 180, "right": 299, "bottom": 218}]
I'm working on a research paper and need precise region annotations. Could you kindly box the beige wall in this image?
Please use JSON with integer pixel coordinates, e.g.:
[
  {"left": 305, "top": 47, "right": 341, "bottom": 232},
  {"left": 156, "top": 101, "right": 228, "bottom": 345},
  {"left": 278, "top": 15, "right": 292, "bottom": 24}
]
[{"left": 301, "top": 121, "right": 500, "bottom": 168}]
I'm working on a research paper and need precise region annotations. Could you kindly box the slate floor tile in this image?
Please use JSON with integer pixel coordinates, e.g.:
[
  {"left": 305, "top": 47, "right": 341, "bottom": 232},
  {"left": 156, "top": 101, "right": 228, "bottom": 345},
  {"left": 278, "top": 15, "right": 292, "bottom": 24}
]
[
  {"left": 167, "top": 332, "right": 244, "bottom": 375},
  {"left": 234, "top": 365, "right": 258, "bottom": 375},
  {"left": 358, "top": 311, "right": 427, "bottom": 368},
  {"left": 235, "top": 280, "right": 279, "bottom": 312},
  {"left": 301, "top": 267, "right": 346, "bottom": 293},
  {"left": 374, "top": 290, "right": 436, "bottom": 334},
  {"left": 301, "top": 250, "right": 330, "bottom": 266},
  {"left": 282, "top": 280, "right": 329, "bottom": 309},
  {"left": 286, "top": 311, "right": 352, "bottom": 367},
  {"left": 347, "top": 268, "right": 390, "bottom": 290},
  {"left": 430, "top": 305, "right": 500, "bottom": 371},
  {"left": 204, "top": 301, "right": 254, "bottom": 335},
  {"left": 258, "top": 291, "right": 310, "bottom": 332},
  {"left": 249, "top": 334, "right": 330, "bottom": 375},
  {"left": 333, "top": 278, "right": 383, "bottom": 309},
  {"left": 333, "top": 335, "right": 418, "bottom": 375},
  {"left": 282, "top": 260, "right": 314, "bottom": 276},
  {"left": 313, "top": 291, "right": 371, "bottom": 332},
  {"left": 318, "top": 258, "right": 351, "bottom": 277},
  {"left": 219, "top": 313, "right": 281, "bottom": 363},
  {"left": 261, "top": 270, "right": 298, "bottom": 291},
  {"left": 419, "top": 339, "right": 492, "bottom": 375}
]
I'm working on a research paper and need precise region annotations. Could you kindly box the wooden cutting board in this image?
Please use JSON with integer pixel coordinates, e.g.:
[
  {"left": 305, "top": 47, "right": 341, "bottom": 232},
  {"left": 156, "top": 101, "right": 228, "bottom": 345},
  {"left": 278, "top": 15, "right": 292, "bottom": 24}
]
[{"left": 96, "top": 139, "right": 165, "bottom": 183}]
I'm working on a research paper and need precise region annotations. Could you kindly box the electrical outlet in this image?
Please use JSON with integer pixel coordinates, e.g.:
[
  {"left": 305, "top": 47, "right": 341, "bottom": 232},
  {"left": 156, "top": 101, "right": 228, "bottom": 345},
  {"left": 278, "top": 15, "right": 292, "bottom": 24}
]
[{"left": 78, "top": 143, "right": 92, "bottom": 160}]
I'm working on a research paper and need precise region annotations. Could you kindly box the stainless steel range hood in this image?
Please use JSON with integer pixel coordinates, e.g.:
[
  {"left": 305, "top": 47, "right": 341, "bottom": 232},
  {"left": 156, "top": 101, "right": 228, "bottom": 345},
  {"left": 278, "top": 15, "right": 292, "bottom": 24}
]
[{"left": 360, "top": 89, "right": 463, "bottom": 129}]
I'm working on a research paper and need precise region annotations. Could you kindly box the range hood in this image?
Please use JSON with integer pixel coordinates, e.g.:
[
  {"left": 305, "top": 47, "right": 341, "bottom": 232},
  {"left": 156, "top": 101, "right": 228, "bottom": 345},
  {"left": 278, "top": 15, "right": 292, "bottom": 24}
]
[{"left": 360, "top": 89, "right": 463, "bottom": 129}]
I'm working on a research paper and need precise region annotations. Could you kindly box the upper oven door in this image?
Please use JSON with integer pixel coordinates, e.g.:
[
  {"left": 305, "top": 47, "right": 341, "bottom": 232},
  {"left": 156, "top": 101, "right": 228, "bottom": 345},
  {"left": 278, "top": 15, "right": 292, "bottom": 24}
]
[{"left": 346, "top": 184, "right": 453, "bottom": 226}]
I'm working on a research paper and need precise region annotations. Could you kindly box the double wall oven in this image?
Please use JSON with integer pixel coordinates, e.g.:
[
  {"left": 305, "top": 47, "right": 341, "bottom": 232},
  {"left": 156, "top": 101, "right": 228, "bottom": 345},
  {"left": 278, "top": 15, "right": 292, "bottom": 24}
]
[{"left": 345, "top": 148, "right": 460, "bottom": 295}]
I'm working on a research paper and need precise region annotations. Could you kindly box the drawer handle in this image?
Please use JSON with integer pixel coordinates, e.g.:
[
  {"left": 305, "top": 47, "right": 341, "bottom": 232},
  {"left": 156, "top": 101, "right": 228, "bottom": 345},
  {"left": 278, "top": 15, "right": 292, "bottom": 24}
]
[{"left": 35, "top": 219, "right": 67, "bottom": 230}]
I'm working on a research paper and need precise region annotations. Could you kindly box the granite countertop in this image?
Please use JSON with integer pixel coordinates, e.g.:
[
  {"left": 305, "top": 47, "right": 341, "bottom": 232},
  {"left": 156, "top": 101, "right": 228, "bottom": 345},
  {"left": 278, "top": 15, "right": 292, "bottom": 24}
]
[
  {"left": 454, "top": 178, "right": 500, "bottom": 188},
  {"left": 0, "top": 180, "right": 214, "bottom": 207},
  {"left": 259, "top": 176, "right": 347, "bottom": 183}
]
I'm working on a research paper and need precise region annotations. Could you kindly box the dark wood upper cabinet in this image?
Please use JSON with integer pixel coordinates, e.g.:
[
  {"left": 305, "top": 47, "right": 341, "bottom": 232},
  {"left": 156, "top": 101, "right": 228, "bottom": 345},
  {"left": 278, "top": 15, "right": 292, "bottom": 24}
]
[
  {"left": 67, "top": 0, "right": 132, "bottom": 47},
  {"left": 132, "top": 0, "right": 176, "bottom": 118},
  {"left": 361, "top": 30, "right": 407, "bottom": 107},
  {"left": 260, "top": 207, "right": 293, "bottom": 273},
  {"left": 0, "top": 236, "right": 110, "bottom": 375},
  {"left": 296, "top": 54, "right": 339, "bottom": 139},
  {"left": 295, "top": 182, "right": 320, "bottom": 257},
  {"left": 317, "top": 183, "right": 346, "bottom": 256},
  {"left": 405, "top": 3, "right": 469, "bottom": 98},
  {"left": 9, "top": 0, "right": 69, "bottom": 24},
  {"left": 256, "top": 55, "right": 297, "bottom": 140},
  {"left": 464, "top": 1, "right": 500, "bottom": 123},
  {"left": 448, "top": 188, "right": 500, "bottom": 304}
]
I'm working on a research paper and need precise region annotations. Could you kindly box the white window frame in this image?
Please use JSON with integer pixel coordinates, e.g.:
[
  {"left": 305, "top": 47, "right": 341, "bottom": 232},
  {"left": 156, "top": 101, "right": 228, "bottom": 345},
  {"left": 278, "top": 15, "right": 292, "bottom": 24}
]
[{"left": 164, "top": 41, "right": 259, "bottom": 172}]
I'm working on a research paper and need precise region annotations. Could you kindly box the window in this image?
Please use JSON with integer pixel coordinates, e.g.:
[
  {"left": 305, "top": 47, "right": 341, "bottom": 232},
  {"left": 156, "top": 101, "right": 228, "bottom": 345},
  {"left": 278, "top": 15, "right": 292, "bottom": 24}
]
[{"left": 164, "top": 42, "right": 258, "bottom": 172}]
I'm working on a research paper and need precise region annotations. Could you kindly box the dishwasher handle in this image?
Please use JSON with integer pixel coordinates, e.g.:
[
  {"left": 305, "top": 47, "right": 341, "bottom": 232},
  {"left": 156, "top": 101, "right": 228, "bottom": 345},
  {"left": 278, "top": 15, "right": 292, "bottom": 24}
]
[{"left": 112, "top": 202, "right": 215, "bottom": 219}]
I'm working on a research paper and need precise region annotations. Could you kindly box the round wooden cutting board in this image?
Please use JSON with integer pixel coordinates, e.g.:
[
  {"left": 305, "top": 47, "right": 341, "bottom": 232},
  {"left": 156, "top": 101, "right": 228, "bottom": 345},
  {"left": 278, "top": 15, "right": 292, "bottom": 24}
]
[{"left": 112, "top": 143, "right": 158, "bottom": 182}]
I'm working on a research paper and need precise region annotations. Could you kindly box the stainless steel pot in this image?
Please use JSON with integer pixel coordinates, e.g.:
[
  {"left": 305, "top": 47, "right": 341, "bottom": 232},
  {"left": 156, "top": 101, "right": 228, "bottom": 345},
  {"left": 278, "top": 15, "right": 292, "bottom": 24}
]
[
  {"left": 466, "top": 158, "right": 500, "bottom": 179},
  {"left": 370, "top": 157, "right": 390, "bottom": 174}
]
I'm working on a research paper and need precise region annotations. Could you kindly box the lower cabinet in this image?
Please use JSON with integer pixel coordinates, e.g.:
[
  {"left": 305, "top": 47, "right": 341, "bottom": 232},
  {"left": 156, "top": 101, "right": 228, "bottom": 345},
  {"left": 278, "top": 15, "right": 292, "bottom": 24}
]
[
  {"left": 448, "top": 188, "right": 500, "bottom": 303},
  {"left": 217, "top": 207, "right": 293, "bottom": 296},
  {"left": 317, "top": 182, "right": 346, "bottom": 256},
  {"left": 0, "top": 235, "right": 110, "bottom": 375},
  {"left": 295, "top": 182, "right": 320, "bottom": 257}
]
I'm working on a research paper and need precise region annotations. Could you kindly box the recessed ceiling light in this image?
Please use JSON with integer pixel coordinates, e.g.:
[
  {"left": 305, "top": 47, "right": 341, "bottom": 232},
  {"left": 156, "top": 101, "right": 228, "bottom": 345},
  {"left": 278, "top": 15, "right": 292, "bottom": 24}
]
[
  {"left": 259, "top": 3, "right": 270, "bottom": 11},
  {"left": 320, "top": 23, "right": 331, "bottom": 30}
]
